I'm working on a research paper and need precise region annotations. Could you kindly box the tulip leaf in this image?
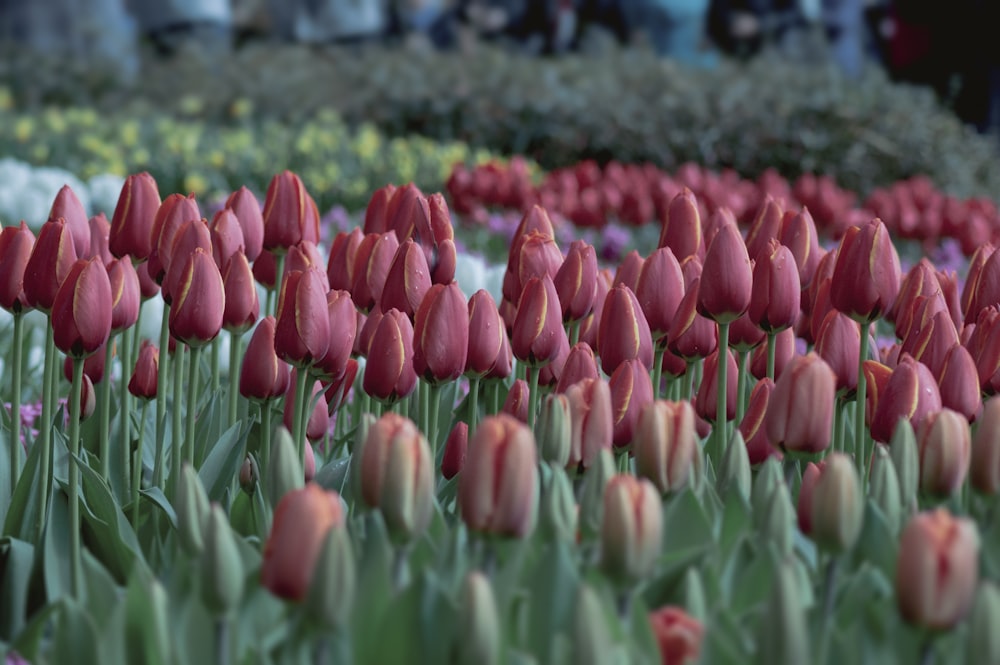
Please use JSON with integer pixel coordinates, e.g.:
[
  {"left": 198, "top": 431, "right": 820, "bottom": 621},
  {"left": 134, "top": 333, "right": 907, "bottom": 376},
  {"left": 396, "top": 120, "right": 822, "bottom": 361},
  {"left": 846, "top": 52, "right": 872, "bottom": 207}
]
[
  {"left": 727, "top": 544, "right": 776, "bottom": 616},
  {"left": 193, "top": 393, "right": 225, "bottom": 467},
  {"left": 366, "top": 570, "right": 455, "bottom": 665},
  {"left": 82, "top": 549, "right": 122, "bottom": 632},
  {"left": 525, "top": 541, "right": 580, "bottom": 662},
  {"left": 662, "top": 489, "right": 715, "bottom": 557},
  {"left": 717, "top": 487, "right": 751, "bottom": 556},
  {"left": 137, "top": 487, "right": 178, "bottom": 529},
  {"left": 0, "top": 536, "right": 34, "bottom": 641},
  {"left": 850, "top": 501, "right": 897, "bottom": 580},
  {"left": 9, "top": 598, "right": 61, "bottom": 662},
  {"left": 197, "top": 422, "right": 247, "bottom": 504},
  {"left": 701, "top": 608, "right": 748, "bottom": 665},
  {"left": 53, "top": 598, "right": 100, "bottom": 665},
  {"left": 352, "top": 513, "right": 395, "bottom": 665},
  {"left": 42, "top": 490, "right": 72, "bottom": 604},
  {"left": 1, "top": 420, "right": 46, "bottom": 541}
]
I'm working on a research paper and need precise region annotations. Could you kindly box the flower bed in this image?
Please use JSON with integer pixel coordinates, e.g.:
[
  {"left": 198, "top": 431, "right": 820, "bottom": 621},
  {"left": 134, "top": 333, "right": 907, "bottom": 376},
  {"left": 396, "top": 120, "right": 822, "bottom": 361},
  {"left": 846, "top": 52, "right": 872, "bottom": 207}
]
[{"left": 0, "top": 166, "right": 998, "bottom": 664}]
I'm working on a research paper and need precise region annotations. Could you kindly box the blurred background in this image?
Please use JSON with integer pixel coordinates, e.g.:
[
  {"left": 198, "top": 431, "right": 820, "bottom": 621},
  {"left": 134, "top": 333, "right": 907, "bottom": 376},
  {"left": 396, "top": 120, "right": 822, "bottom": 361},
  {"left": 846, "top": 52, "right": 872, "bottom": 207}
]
[{"left": 0, "top": 0, "right": 997, "bottom": 219}]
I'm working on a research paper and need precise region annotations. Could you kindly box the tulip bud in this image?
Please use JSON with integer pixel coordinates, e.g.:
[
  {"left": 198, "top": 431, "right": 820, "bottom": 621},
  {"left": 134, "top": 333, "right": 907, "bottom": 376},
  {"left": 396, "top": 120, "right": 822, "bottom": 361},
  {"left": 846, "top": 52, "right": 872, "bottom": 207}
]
[
  {"left": 967, "top": 582, "right": 1000, "bottom": 665},
  {"left": 459, "top": 414, "right": 539, "bottom": 538},
  {"left": 128, "top": 340, "right": 159, "bottom": 400},
  {"left": 413, "top": 282, "right": 470, "bottom": 383},
  {"left": 779, "top": 206, "right": 822, "bottom": 290},
  {"left": 869, "top": 444, "right": 901, "bottom": 534},
  {"left": 738, "top": 377, "right": 779, "bottom": 465},
  {"left": 572, "top": 585, "right": 615, "bottom": 665},
  {"left": 797, "top": 461, "right": 823, "bottom": 535},
  {"left": 896, "top": 509, "right": 980, "bottom": 630},
  {"left": 0, "top": 221, "right": 35, "bottom": 313},
  {"left": 361, "top": 308, "right": 417, "bottom": 403},
  {"left": 327, "top": 227, "right": 364, "bottom": 292},
  {"left": 566, "top": 377, "right": 613, "bottom": 471},
  {"left": 225, "top": 186, "right": 264, "bottom": 261},
  {"left": 658, "top": 188, "right": 702, "bottom": 262},
  {"left": 124, "top": 566, "right": 173, "bottom": 665},
  {"left": 351, "top": 231, "right": 399, "bottom": 313},
  {"left": 501, "top": 378, "right": 530, "bottom": 424},
  {"left": 609, "top": 359, "right": 655, "bottom": 449},
  {"left": 283, "top": 371, "right": 330, "bottom": 443},
  {"left": 107, "top": 257, "right": 140, "bottom": 333},
  {"left": 937, "top": 344, "right": 980, "bottom": 423},
  {"left": 305, "top": 526, "right": 355, "bottom": 629},
  {"left": 749, "top": 239, "right": 801, "bottom": 333},
  {"left": 442, "top": 421, "right": 468, "bottom": 480},
  {"left": 667, "top": 279, "right": 717, "bottom": 361},
  {"left": 749, "top": 326, "right": 796, "bottom": 382},
  {"left": 815, "top": 310, "right": 861, "bottom": 396},
  {"left": 455, "top": 572, "right": 501, "bottom": 665},
  {"left": 870, "top": 355, "right": 942, "bottom": 444},
  {"left": 380, "top": 238, "right": 431, "bottom": 318},
  {"left": 635, "top": 246, "right": 685, "bottom": 343},
  {"left": 695, "top": 348, "right": 739, "bottom": 423},
  {"left": 239, "top": 454, "right": 259, "bottom": 495},
  {"left": 972, "top": 396, "right": 1000, "bottom": 495},
  {"left": 221, "top": 252, "right": 259, "bottom": 334},
  {"left": 266, "top": 426, "right": 304, "bottom": 507},
  {"left": 555, "top": 240, "right": 599, "bottom": 324},
  {"left": 541, "top": 466, "right": 577, "bottom": 543},
  {"left": 84, "top": 213, "right": 110, "bottom": 269},
  {"left": 556, "top": 342, "right": 600, "bottom": 394},
  {"left": 168, "top": 248, "right": 224, "bottom": 348},
  {"left": 600, "top": 474, "right": 662, "bottom": 586},
  {"left": 240, "top": 316, "right": 290, "bottom": 401},
  {"left": 762, "top": 481, "right": 795, "bottom": 556},
  {"left": 209, "top": 208, "right": 245, "bottom": 272},
  {"left": 765, "top": 352, "right": 835, "bottom": 455},
  {"left": 917, "top": 408, "right": 971, "bottom": 497},
  {"left": 512, "top": 274, "right": 566, "bottom": 368},
  {"left": 109, "top": 172, "right": 160, "bottom": 261},
  {"left": 830, "top": 218, "right": 901, "bottom": 323},
  {"left": 315, "top": 289, "right": 357, "bottom": 382},
  {"left": 811, "top": 452, "right": 864, "bottom": 553},
  {"left": 148, "top": 194, "right": 201, "bottom": 285},
  {"left": 579, "top": 449, "right": 615, "bottom": 541},
  {"left": 717, "top": 429, "right": 752, "bottom": 500},
  {"left": 51, "top": 258, "right": 113, "bottom": 359},
  {"left": 648, "top": 606, "right": 704, "bottom": 665},
  {"left": 533, "top": 393, "right": 570, "bottom": 467},
  {"left": 360, "top": 413, "right": 435, "bottom": 542},
  {"left": 729, "top": 311, "right": 766, "bottom": 352},
  {"left": 635, "top": 400, "right": 698, "bottom": 495},
  {"left": 200, "top": 504, "right": 244, "bottom": 615},
  {"left": 758, "top": 561, "right": 808, "bottom": 665},
  {"left": 176, "top": 463, "right": 210, "bottom": 556},
  {"left": 274, "top": 267, "right": 330, "bottom": 368},
  {"left": 24, "top": 218, "right": 78, "bottom": 313},
  {"left": 698, "top": 221, "right": 752, "bottom": 324},
  {"left": 262, "top": 170, "right": 320, "bottom": 252},
  {"left": 744, "top": 195, "right": 783, "bottom": 262},
  {"left": 466, "top": 289, "right": 508, "bottom": 379},
  {"left": 598, "top": 284, "right": 653, "bottom": 375},
  {"left": 162, "top": 219, "right": 212, "bottom": 304}
]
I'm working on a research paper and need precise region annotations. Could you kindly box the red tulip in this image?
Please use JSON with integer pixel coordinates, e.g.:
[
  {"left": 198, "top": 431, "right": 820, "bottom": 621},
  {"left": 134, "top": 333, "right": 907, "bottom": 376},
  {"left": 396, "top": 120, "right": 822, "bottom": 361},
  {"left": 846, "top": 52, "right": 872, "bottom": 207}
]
[
  {"left": 869, "top": 355, "right": 942, "bottom": 444},
  {"left": 324, "top": 357, "right": 359, "bottom": 415},
  {"left": 326, "top": 228, "right": 364, "bottom": 293},
  {"left": 441, "top": 421, "right": 469, "bottom": 480},
  {"left": 566, "top": 377, "right": 613, "bottom": 470},
  {"left": 222, "top": 252, "right": 260, "bottom": 334},
  {"left": 744, "top": 195, "right": 783, "bottom": 262},
  {"left": 274, "top": 268, "right": 330, "bottom": 368},
  {"left": 578, "top": 268, "right": 612, "bottom": 351},
  {"left": 413, "top": 282, "right": 469, "bottom": 383},
  {"left": 555, "top": 342, "right": 600, "bottom": 393},
  {"left": 109, "top": 172, "right": 160, "bottom": 260},
  {"left": 612, "top": 250, "right": 644, "bottom": 294},
  {"left": 129, "top": 340, "right": 159, "bottom": 400},
  {"left": 106, "top": 257, "right": 141, "bottom": 333},
  {"left": 148, "top": 193, "right": 201, "bottom": 284},
  {"left": 314, "top": 290, "right": 357, "bottom": 382},
  {"left": 862, "top": 360, "right": 893, "bottom": 429},
  {"left": 48, "top": 184, "right": 90, "bottom": 258},
  {"left": 598, "top": 284, "right": 653, "bottom": 375},
  {"left": 362, "top": 308, "right": 417, "bottom": 402},
  {"left": 749, "top": 327, "right": 796, "bottom": 381},
  {"left": 917, "top": 408, "right": 971, "bottom": 497},
  {"left": 24, "top": 218, "right": 78, "bottom": 313},
  {"left": 748, "top": 239, "right": 800, "bottom": 333},
  {"left": 169, "top": 248, "right": 224, "bottom": 348},
  {"left": 961, "top": 243, "right": 994, "bottom": 325},
  {"left": 971, "top": 396, "right": 1000, "bottom": 494},
  {"left": 51, "top": 257, "right": 112, "bottom": 358},
  {"left": 937, "top": 344, "right": 980, "bottom": 422},
  {"left": 362, "top": 184, "right": 397, "bottom": 234},
  {"left": 261, "top": 171, "right": 320, "bottom": 252},
  {"left": 284, "top": 370, "right": 330, "bottom": 442},
  {"left": 815, "top": 310, "right": 861, "bottom": 396},
  {"left": 649, "top": 606, "right": 704, "bottom": 665},
  {"left": 765, "top": 352, "right": 836, "bottom": 455},
  {"left": 797, "top": 461, "right": 825, "bottom": 535},
  {"left": 739, "top": 377, "right": 780, "bottom": 464},
  {"left": 161, "top": 218, "right": 211, "bottom": 304},
  {"left": 830, "top": 218, "right": 901, "bottom": 323},
  {"left": 695, "top": 348, "right": 739, "bottom": 422},
  {"left": 512, "top": 275, "right": 566, "bottom": 368},
  {"left": 86, "top": 213, "right": 112, "bottom": 266},
  {"left": 225, "top": 186, "right": 264, "bottom": 261},
  {"left": 0, "top": 221, "right": 35, "bottom": 313},
  {"left": 658, "top": 188, "right": 702, "bottom": 262},
  {"left": 778, "top": 207, "right": 822, "bottom": 291},
  {"left": 63, "top": 341, "right": 111, "bottom": 384},
  {"left": 466, "top": 290, "right": 507, "bottom": 378},
  {"left": 635, "top": 399, "right": 698, "bottom": 494},
  {"left": 636, "top": 246, "right": 685, "bottom": 343},
  {"left": 502, "top": 379, "right": 530, "bottom": 424},
  {"left": 351, "top": 232, "right": 399, "bottom": 313},
  {"left": 609, "top": 358, "right": 655, "bottom": 448},
  {"left": 554, "top": 239, "right": 598, "bottom": 323},
  {"left": 379, "top": 239, "right": 431, "bottom": 318},
  {"left": 241, "top": 317, "right": 291, "bottom": 401},
  {"left": 698, "top": 220, "right": 752, "bottom": 324},
  {"left": 729, "top": 311, "right": 766, "bottom": 351},
  {"left": 667, "top": 279, "right": 717, "bottom": 361},
  {"left": 890, "top": 258, "right": 939, "bottom": 327},
  {"left": 210, "top": 208, "right": 245, "bottom": 271}
]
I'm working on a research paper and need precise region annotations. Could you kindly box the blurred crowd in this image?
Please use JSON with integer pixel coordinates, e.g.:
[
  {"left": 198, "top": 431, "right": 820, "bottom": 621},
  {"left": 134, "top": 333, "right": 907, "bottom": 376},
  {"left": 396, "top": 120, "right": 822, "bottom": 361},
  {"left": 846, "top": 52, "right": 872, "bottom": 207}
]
[{"left": 0, "top": 0, "right": 997, "bottom": 137}]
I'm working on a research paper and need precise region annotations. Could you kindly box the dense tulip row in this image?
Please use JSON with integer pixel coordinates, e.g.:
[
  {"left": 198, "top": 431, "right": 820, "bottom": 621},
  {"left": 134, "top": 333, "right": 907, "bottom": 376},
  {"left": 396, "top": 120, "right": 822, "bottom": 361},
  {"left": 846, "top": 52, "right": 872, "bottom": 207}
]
[
  {"left": 0, "top": 165, "right": 998, "bottom": 665},
  {"left": 447, "top": 158, "right": 1000, "bottom": 258}
]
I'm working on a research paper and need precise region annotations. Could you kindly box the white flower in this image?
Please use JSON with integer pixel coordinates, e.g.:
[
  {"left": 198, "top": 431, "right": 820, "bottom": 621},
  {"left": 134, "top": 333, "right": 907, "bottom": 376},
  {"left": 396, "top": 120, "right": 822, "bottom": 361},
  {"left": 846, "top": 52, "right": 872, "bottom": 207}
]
[{"left": 0, "top": 158, "right": 89, "bottom": 231}]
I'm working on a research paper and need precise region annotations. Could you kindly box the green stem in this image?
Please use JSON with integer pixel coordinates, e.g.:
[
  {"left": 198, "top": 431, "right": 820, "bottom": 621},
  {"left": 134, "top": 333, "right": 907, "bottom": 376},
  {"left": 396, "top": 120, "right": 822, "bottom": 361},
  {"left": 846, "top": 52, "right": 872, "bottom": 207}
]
[
  {"left": 834, "top": 398, "right": 846, "bottom": 454},
  {"left": 132, "top": 400, "right": 149, "bottom": 528},
  {"left": 36, "top": 323, "right": 56, "bottom": 542},
  {"left": 468, "top": 376, "right": 480, "bottom": 431},
  {"left": 131, "top": 303, "right": 144, "bottom": 369},
  {"left": 652, "top": 346, "right": 665, "bottom": 401},
  {"left": 97, "top": 338, "right": 114, "bottom": 480},
  {"left": 260, "top": 402, "right": 273, "bottom": 475},
  {"left": 714, "top": 322, "right": 731, "bottom": 466},
  {"left": 527, "top": 367, "right": 540, "bottom": 430},
  {"left": 292, "top": 367, "right": 310, "bottom": 465},
  {"left": 682, "top": 362, "right": 695, "bottom": 401},
  {"left": 419, "top": 380, "right": 430, "bottom": 439},
  {"left": 171, "top": 343, "right": 185, "bottom": 500},
  {"left": 270, "top": 254, "right": 287, "bottom": 319},
  {"left": 210, "top": 337, "right": 221, "bottom": 394},
  {"left": 186, "top": 345, "right": 202, "bottom": 467},
  {"left": 120, "top": 329, "right": 132, "bottom": 499},
  {"left": 569, "top": 320, "right": 581, "bottom": 347},
  {"left": 228, "top": 331, "right": 241, "bottom": 428},
  {"left": 736, "top": 349, "right": 749, "bottom": 423},
  {"left": 816, "top": 557, "right": 839, "bottom": 665},
  {"left": 68, "top": 357, "right": 85, "bottom": 598},
  {"left": 766, "top": 331, "right": 777, "bottom": 381},
  {"left": 856, "top": 323, "right": 870, "bottom": 488},
  {"left": 153, "top": 303, "right": 171, "bottom": 489},
  {"left": 429, "top": 382, "right": 442, "bottom": 461},
  {"left": 9, "top": 311, "right": 23, "bottom": 499},
  {"left": 215, "top": 617, "right": 230, "bottom": 665}
]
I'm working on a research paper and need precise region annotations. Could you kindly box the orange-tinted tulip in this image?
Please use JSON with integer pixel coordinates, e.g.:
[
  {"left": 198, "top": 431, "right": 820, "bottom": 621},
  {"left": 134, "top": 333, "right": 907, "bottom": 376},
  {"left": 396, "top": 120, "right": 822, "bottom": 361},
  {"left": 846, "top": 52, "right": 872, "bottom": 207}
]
[
  {"left": 413, "top": 282, "right": 469, "bottom": 383},
  {"left": 261, "top": 483, "right": 345, "bottom": 601},
  {"left": 441, "top": 421, "right": 468, "bottom": 480},
  {"left": 896, "top": 509, "right": 979, "bottom": 630},
  {"left": 129, "top": 340, "right": 159, "bottom": 400},
  {"left": 869, "top": 355, "right": 942, "bottom": 444},
  {"left": 362, "top": 308, "right": 417, "bottom": 402},
  {"left": 554, "top": 239, "right": 598, "bottom": 323},
  {"left": 609, "top": 358, "right": 655, "bottom": 448},
  {"left": 600, "top": 474, "right": 662, "bottom": 584},
  {"left": 566, "top": 377, "right": 613, "bottom": 470},
  {"left": 649, "top": 606, "right": 704, "bottom": 665},
  {"left": 658, "top": 188, "right": 702, "bottom": 262},
  {"left": 274, "top": 267, "right": 330, "bottom": 368},
  {"left": 169, "top": 248, "right": 224, "bottom": 348},
  {"left": 240, "top": 316, "right": 291, "bottom": 401},
  {"left": 24, "top": 218, "right": 77, "bottom": 313},
  {"left": 698, "top": 221, "right": 752, "bottom": 324},
  {"left": 262, "top": 170, "right": 320, "bottom": 252},
  {"left": 502, "top": 378, "right": 530, "bottom": 424},
  {"left": 598, "top": 284, "right": 653, "bottom": 375},
  {"left": 749, "top": 239, "right": 801, "bottom": 333},
  {"left": 765, "top": 352, "right": 835, "bottom": 455},
  {"left": 739, "top": 377, "right": 780, "bottom": 464},
  {"left": 917, "top": 409, "right": 971, "bottom": 497},
  {"left": 635, "top": 400, "right": 698, "bottom": 494},
  {"left": 52, "top": 257, "right": 112, "bottom": 358},
  {"left": 466, "top": 290, "right": 508, "bottom": 378},
  {"left": 109, "top": 172, "right": 160, "bottom": 260},
  {"left": 221, "top": 252, "right": 259, "bottom": 334},
  {"left": 107, "top": 257, "right": 140, "bottom": 333},
  {"left": 512, "top": 274, "right": 566, "bottom": 367},
  {"left": 830, "top": 218, "right": 901, "bottom": 323},
  {"left": 695, "top": 348, "right": 739, "bottom": 422},
  {"left": 0, "top": 221, "right": 35, "bottom": 313},
  {"left": 225, "top": 186, "right": 264, "bottom": 262},
  {"left": 971, "top": 396, "right": 1000, "bottom": 494},
  {"left": 379, "top": 239, "right": 431, "bottom": 318},
  {"left": 48, "top": 184, "right": 90, "bottom": 258},
  {"left": 459, "top": 414, "right": 539, "bottom": 538},
  {"left": 635, "top": 246, "right": 685, "bottom": 343},
  {"left": 148, "top": 193, "right": 201, "bottom": 284}
]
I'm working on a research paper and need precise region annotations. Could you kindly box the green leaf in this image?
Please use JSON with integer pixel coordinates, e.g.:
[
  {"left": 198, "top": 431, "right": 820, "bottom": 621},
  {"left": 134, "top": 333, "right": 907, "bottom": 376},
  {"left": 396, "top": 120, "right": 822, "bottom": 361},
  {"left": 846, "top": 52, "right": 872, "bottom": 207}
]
[
  {"left": 194, "top": 392, "right": 226, "bottom": 467},
  {"left": 851, "top": 501, "right": 897, "bottom": 581},
  {"left": 52, "top": 598, "right": 100, "bottom": 665},
  {"left": 717, "top": 487, "right": 751, "bottom": 557},
  {"left": 662, "top": 490, "right": 715, "bottom": 558},
  {"left": 73, "top": 453, "right": 144, "bottom": 582},
  {"left": 369, "top": 571, "right": 456, "bottom": 664},
  {"left": 43, "top": 491, "right": 72, "bottom": 604},
  {"left": 352, "top": 514, "right": 395, "bottom": 665},
  {"left": 1, "top": 421, "right": 46, "bottom": 541},
  {"left": 0, "top": 537, "right": 34, "bottom": 640},
  {"left": 198, "top": 422, "right": 247, "bottom": 504},
  {"left": 702, "top": 607, "right": 751, "bottom": 665},
  {"left": 82, "top": 549, "right": 122, "bottom": 630},
  {"left": 526, "top": 541, "right": 580, "bottom": 662},
  {"left": 9, "top": 600, "right": 62, "bottom": 661},
  {"left": 138, "top": 487, "right": 178, "bottom": 529},
  {"left": 727, "top": 543, "right": 776, "bottom": 617}
]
